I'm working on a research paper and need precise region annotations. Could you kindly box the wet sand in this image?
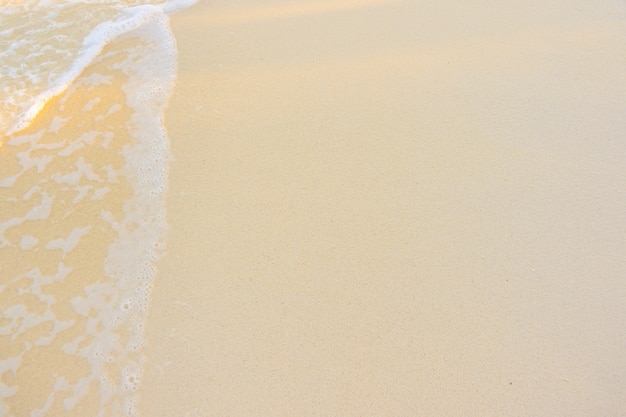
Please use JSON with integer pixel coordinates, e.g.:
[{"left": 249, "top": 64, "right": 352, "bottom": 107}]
[{"left": 140, "top": 0, "right": 626, "bottom": 415}]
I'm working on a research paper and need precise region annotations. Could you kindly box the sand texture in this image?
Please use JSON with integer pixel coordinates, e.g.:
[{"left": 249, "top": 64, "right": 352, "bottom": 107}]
[{"left": 140, "top": 0, "right": 626, "bottom": 416}]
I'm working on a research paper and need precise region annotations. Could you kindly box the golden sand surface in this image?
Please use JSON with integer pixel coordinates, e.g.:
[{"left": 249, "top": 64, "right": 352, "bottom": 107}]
[{"left": 141, "top": 0, "right": 626, "bottom": 416}]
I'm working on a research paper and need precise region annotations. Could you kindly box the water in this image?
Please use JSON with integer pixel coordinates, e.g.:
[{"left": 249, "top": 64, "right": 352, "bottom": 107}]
[{"left": 0, "top": 1, "right": 194, "bottom": 415}]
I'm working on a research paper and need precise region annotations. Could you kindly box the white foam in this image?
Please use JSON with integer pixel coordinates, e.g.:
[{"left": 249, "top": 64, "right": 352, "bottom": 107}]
[
  {"left": 0, "top": 191, "right": 53, "bottom": 246},
  {"left": 49, "top": 116, "right": 69, "bottom": 133},
  {"left": 19, "top": 235, "right": 39, "bottom": 250},
  {"left": 1, "top": 1, "right": 197, "bottom": 415},
  {"left": 45, "top": 226, "right": 91, "bottom": 255},
  {"left": 0, "top": 357, "right": 21, "bottom": 416},
  {"left": 4, "top": 0, "right": 197, "bottom": 137}
]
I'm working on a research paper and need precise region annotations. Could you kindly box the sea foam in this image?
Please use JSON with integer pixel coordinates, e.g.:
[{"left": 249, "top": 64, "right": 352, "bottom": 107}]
[
  {"left": 0, "top": 1, "right": 194, "bottom": 416},
  {"left": 2, "top": 1, "right": 190, "bottom": 136}
]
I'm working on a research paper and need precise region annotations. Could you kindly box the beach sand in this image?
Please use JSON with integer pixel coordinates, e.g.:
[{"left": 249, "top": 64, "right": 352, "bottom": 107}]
[{"left": 140, "top": 0, "right": 626, "bottom": 416}]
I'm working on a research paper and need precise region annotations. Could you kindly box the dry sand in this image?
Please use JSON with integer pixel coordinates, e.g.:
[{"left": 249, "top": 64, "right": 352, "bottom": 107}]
[{"left": 140, "top": 0, "right": 626, "bottom": 415}]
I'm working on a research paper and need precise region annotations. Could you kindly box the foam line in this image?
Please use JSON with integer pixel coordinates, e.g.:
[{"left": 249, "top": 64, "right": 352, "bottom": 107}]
[{"left": 5, "top": 0, "right": 196, "bottom": 137}]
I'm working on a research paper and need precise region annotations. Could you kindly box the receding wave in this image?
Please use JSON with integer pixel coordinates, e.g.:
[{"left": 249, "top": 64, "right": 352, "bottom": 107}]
[{"left": 0, "top": 1, "right": 194, "bottom": 415}]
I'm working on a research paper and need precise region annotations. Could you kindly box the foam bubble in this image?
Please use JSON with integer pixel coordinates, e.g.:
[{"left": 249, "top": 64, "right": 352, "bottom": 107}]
[
  {"left": 19, "top": 235, "right": 39, "bottom": 250},
  {"left": 1, "top": 0, "right": 197, "bottom": 415},
  {"left": 45, "top": 226, "right": 91, "bottom": 255},
  {"left": 2, "top": 0, "right": 195, "bottom": 137}
]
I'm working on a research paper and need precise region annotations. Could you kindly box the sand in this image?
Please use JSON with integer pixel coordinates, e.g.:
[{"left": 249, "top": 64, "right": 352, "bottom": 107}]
[{"left": 139, "top": 0, "right": 626, "bottom": 416}]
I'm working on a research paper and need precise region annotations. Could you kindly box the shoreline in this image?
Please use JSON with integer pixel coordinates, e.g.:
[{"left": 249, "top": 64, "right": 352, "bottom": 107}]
[{"left": 140, "top": 1, "right": 626, "bottom": 416}]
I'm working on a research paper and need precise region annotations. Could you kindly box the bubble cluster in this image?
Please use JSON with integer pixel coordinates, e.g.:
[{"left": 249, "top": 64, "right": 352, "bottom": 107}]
[{"left": 0, "top": 0, "right": 196, "bottom": 416}]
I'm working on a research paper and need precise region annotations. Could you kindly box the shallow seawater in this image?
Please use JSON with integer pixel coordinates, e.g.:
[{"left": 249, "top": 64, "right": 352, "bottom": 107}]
[{"left": 0, "top": 1, "right": 193, "bottom": 415}]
